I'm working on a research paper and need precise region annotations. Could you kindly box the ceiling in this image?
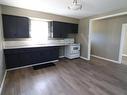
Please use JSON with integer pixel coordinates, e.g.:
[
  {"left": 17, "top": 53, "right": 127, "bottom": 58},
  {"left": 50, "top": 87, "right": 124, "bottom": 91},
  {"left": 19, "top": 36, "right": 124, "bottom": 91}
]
[{"left": 0, "top": 0, "right": 127, "bottom": 19}]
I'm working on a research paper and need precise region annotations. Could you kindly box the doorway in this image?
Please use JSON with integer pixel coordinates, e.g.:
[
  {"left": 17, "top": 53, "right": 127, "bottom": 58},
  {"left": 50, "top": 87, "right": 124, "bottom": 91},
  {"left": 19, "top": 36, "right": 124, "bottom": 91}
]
[{"left": 89, "top": 14, "right": 127, "bottom": 64}]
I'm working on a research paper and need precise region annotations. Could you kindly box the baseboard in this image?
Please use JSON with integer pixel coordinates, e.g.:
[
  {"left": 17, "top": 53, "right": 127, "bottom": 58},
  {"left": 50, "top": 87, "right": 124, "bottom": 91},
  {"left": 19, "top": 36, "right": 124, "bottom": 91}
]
[
  {"left": 80, "top": 56, "right": 90, "bottom": 61},
  {"left": 7, "top": 60, "right": 59, "bottom": 71},
  {"left": 122, "top": 54, "right": 127, "bottom": 57},
  {"left": 0, "top": 70, "right": 7, "bottom": 95},
  {"left": 91, "top": 55, "right": 120, "bottom": 64},
  {"left": 59, "top": 56, "right": 65, "bottom": 58}
]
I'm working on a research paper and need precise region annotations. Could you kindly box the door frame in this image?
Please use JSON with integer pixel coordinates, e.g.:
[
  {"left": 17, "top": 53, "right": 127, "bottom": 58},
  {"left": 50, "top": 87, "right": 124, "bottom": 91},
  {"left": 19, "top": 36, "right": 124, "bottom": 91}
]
[
  {"left": 119, "top": 24, "right": 127, "bottom": 63},
  {"left": 88, "top": 12, "right": 127, "bottom": 63}
]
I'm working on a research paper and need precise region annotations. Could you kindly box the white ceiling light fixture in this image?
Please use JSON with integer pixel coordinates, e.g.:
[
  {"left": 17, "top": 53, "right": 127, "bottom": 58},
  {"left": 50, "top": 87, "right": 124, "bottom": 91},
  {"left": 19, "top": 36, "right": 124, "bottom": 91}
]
[{"left": 68, "top": 0, "right": 82, "bottom": 10}]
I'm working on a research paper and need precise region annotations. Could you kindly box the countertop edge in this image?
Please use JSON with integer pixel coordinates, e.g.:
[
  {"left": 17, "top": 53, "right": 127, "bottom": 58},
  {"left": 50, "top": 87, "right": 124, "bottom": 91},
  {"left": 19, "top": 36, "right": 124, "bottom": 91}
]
[{"left": 3, "top": 43, "right": 72, "bottom": 49}]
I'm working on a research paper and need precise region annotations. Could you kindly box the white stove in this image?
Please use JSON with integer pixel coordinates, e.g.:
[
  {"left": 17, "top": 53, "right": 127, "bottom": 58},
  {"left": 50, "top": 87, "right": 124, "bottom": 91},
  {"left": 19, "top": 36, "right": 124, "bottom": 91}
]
[{"left": 65, "top": 43, "right": 80, "bottom": 59}]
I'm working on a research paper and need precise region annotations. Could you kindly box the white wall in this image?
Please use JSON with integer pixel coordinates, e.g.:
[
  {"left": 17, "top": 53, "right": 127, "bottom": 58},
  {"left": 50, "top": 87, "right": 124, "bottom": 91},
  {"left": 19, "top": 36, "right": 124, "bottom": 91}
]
[
  {"left": 77, "top": 18, "right": 89, "bottom": 59},
  {"left": 1, "top": 5, "right": 79, "bottom": 24}
]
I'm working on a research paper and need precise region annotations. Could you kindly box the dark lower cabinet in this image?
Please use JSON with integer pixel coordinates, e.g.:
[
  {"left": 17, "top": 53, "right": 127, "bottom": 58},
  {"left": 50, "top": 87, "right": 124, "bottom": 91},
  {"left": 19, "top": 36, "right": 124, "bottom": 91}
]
[
  {"left": 4, "top": 47, "right": 59, "bottom": 69},
  {"left": 19, "top": 53, "right": 31, "bottom": 66},
  {"left": 5, "top": 54, "right": 20, "bottom": 69}
]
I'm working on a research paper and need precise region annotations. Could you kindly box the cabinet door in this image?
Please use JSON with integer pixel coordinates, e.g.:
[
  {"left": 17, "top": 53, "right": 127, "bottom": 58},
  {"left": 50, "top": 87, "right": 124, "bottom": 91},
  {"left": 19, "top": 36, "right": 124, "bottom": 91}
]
[
  {"left": 5, "top": 54, "right": 20, "bottom": 69},
  {"left": 60, "top": 22, "right": 68, "bottom": 38},
  {"left": 51, "top": 21, "right": 78, "bottom": 38},
  {"left": 53, "top": 21, "right": 61, "bottom": 38},
  {"left": 53, "top": 21, "right": 69, "bottom": 38},
  {"left": 70, "top": 24, "right": 78, "bottom": 33},
  {"left": 49, "top": 47, "right": 59, "bottom": 60},
  {"left": 30, "top": 47, "right": 59, "bottom": 64},
  {"left": 2, "top": 14, "right": 29, "bottom": 38},
  {"left": 2, "top": 15, "right": 17, "bottom": 38},
  {"left": 30, "top": 51, "right": 44, "bottom": 64},
  {"left": 42, "top": 47, "right": 59, "bottom": 61},
  {"left": 16, "top": 17, "right": 29, "bottom": 38},
  {"left": 19, "top": 53, "right": 31, "bottom": 66}
]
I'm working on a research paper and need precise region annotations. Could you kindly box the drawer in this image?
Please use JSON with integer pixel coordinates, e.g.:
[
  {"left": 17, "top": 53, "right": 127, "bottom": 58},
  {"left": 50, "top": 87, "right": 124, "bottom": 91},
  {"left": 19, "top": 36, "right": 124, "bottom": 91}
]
[{"left": 66, "top": 53, "right": 80, "bottom": 59}]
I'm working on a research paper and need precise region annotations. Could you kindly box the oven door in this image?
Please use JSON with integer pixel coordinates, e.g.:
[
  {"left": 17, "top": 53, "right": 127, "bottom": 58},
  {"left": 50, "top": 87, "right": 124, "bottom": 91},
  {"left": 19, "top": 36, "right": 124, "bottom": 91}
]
[{"left": 70, "top": 45, "right": 80, "bottom": 54}]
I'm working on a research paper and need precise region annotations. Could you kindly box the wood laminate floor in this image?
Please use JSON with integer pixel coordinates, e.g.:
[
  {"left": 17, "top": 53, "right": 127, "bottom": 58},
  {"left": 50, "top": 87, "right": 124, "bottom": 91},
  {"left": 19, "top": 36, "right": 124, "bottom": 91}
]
[{"left": 2, "top": 57, "right": 127, "bottom": 95}]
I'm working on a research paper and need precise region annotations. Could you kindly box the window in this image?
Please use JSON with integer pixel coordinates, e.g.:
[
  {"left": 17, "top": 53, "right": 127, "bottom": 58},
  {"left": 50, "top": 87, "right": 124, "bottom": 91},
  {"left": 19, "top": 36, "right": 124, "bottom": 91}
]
[{"left": 30, "top": 19, "right": 49, "bottom": 43}]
